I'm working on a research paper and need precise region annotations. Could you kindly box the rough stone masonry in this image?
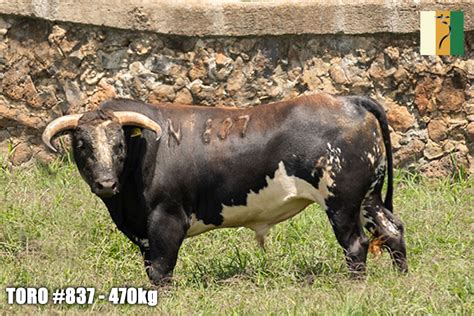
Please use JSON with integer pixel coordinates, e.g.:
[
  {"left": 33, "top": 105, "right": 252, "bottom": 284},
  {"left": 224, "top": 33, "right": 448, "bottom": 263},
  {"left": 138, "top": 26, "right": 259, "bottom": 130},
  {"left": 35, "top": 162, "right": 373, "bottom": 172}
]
[{"left": 0, "top": 15, "right": 473, "bottom": 177}]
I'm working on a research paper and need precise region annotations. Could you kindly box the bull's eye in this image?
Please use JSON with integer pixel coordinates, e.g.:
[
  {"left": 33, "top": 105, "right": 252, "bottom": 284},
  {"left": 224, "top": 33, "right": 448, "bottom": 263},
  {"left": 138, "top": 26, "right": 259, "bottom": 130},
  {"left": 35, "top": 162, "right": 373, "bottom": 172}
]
[{"left": 76, "top": 139, "right": 84, "bottom": 148}]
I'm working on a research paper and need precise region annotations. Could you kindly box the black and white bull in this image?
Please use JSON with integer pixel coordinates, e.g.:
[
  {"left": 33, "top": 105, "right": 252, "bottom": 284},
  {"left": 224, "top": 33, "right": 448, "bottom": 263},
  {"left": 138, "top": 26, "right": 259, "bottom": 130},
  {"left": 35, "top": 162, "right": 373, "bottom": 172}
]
[{"left": 42, "top": 93, "right": 407, "bottom": 285}]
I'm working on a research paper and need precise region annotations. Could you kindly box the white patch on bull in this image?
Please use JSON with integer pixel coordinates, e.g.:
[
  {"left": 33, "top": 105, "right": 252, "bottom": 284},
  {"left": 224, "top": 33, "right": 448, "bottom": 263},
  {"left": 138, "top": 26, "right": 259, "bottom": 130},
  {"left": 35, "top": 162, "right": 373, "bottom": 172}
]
[
  {"left": 317, "top": 164, "right": 335, "bottom": 206},
  {"left": 348, "top": 236, "right": 364, "bottom": 255},
  {"left": 373, "top": 144, "right": 380, "bottom": 155},
  {"left": 221, "top": 161, "right": 333, "bottom": 236},
  {"left": 367, "top": 152, "right": 375, "bottom": 165},
  {"left": 359, "top": 155, "right": 386, "bottom": 233},
  {"left": 186, "top": 161, "right": 335, "bottom": 239},
  {"left": 138, "top": 238, "right": 149, "bottom": 248},
  {"left": 130, "top": 236, "right": 149, "bottom": 248},
  {"left": 94, "top": 121, "right": 113, "bottom": 168},
  {"left": 326, "top": 143, "right": 342, "bottom": 173},
  {"left": 186, "top": 214, "right": 215, "bottom": 237},
  {"left": 376, "top": 210, "right": 399, "bottom": 236},
  {"left": 359, "top": 207, "right": 376, "bottom": 233}
]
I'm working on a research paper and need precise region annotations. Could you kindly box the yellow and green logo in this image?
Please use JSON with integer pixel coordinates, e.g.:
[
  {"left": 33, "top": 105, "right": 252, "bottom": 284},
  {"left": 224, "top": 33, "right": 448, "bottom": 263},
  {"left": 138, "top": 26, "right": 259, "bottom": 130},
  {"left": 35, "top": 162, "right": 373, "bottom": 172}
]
[{"left": 420, "top": 11, "right": 464, "bottom": 56}]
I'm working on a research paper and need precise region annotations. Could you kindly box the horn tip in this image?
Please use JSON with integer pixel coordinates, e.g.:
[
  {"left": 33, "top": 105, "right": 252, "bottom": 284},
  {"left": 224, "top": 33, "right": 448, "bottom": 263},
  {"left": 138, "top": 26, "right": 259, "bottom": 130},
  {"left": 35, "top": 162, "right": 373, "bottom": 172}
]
[
  {"left": 42, "top": 134, "right": 57, "bottom": 153},
  {"left": 45, "top": 143, "right": 58, "bottom": 153}
]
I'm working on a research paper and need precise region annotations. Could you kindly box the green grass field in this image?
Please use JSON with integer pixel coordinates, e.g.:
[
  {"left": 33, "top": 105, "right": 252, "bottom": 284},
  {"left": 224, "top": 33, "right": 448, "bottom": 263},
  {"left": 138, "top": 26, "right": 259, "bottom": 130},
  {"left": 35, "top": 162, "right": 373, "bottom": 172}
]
[{"left": 0, "top": 157, "right": 473, "bottom": 314}]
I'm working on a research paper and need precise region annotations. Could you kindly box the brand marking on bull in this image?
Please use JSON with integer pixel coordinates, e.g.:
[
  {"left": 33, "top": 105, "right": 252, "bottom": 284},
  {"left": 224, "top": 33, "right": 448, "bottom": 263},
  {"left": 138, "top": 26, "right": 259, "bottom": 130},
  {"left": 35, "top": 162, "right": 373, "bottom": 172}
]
[
  {"left": 202, "top": 115, "right": 251, "bottom": 143},
  {"left": 167, "top": 119, "right": 181, "bottom": 146},
  {"left": 202, "top": 119, "right": 213, "bottom": 143},
  {"left": 218, "top": 118, "right": 233, "bottom": 140},
  {"left": 237, "top": 115, "right": 250, "bottom": 137}
]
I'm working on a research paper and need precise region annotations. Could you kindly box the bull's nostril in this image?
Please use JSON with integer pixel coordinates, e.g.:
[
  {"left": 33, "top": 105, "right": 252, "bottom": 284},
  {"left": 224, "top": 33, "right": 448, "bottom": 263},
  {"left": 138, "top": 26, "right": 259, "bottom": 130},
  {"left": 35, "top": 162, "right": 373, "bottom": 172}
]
[
  {"left": 111, "top": 182, "right": 117, "bottom": 190},
  {"left": 96, "top": 182, "right": 104, "bottom": 190}
]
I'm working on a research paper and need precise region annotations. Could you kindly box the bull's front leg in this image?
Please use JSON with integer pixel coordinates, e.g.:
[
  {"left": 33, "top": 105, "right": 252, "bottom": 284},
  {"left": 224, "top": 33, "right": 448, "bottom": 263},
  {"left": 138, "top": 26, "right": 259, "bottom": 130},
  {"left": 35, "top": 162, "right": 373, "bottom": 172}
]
[{"left": 146, "top": 205, "right": 188, "bottom": 286}]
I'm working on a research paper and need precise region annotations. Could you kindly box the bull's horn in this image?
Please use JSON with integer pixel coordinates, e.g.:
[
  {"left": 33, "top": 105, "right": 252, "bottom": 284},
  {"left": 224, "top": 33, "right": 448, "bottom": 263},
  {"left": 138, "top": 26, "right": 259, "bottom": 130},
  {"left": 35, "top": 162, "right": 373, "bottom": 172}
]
[
  {"left": 42, "top": 114, "right": 83, "bottom": 152},
  {"left": 114, "top": 111, "right": 162, "bottom": 140}
]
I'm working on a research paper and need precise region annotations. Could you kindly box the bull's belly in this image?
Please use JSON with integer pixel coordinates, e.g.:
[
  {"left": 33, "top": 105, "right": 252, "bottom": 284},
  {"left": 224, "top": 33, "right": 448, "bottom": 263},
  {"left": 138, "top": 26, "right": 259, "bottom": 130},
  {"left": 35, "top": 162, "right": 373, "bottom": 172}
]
[{"left": 186, "top": 161, "right": 333, "bottom": 237}]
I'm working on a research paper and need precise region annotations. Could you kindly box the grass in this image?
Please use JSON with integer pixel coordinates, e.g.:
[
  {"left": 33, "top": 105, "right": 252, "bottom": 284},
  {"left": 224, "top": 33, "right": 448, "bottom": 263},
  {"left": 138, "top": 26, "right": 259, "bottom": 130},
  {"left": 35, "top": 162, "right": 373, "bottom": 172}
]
[{"left": 0, "top": 156, "right": 473, "bottom": 314}]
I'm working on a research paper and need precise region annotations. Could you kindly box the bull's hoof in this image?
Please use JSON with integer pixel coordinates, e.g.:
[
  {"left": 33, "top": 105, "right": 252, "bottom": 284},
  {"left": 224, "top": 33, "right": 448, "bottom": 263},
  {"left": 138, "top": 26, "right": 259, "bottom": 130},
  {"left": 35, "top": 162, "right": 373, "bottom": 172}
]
[
  {"left": 348, "top": 262, "right": 367, "bottom": 280},
  {"left": 395, "top": 259, "right": 409, "bottom": 274},
  {"left": 150, "top": 276, "right": 173, "bottom": 287},
  {"left": 348, "top": 270, "right": 367, "bottom": 280}
]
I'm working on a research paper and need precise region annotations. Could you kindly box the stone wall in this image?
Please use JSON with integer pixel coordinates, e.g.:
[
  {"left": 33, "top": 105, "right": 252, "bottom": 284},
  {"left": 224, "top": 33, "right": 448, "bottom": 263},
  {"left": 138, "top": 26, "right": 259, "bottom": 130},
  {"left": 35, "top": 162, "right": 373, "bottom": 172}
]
[{"left": 0, "top": 15, "right": 473, "bottom": 176}]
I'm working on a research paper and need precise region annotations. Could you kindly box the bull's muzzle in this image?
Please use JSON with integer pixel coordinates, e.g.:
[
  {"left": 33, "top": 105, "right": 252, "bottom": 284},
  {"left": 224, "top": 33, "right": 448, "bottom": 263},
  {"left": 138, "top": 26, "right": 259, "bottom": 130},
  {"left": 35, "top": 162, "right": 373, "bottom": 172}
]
[{"left": 93, "top": 178, "right": 118, "bottom": 198}]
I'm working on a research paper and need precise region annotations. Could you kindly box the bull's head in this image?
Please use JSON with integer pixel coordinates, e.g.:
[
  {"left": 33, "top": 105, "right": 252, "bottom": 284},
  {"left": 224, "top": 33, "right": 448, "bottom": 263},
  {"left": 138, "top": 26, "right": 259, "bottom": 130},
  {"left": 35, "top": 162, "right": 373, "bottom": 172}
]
[{"left": 42, "top": 109, "right": 162, "bottom": 198}]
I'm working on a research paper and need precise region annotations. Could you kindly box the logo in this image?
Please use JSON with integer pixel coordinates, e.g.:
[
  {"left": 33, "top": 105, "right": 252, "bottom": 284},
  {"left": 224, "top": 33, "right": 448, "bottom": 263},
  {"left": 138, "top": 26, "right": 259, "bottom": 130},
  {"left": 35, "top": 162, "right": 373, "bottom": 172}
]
[{"left": 420, "top": 11, "right": 464, "bottom": 56}]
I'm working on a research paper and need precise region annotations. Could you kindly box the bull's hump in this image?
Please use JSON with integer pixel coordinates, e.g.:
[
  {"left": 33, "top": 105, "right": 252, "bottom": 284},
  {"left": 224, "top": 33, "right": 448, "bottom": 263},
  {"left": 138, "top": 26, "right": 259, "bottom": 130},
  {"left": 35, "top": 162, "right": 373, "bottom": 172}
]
[{"left": 185, "top": 160, "right": 335, "bottom": 238}]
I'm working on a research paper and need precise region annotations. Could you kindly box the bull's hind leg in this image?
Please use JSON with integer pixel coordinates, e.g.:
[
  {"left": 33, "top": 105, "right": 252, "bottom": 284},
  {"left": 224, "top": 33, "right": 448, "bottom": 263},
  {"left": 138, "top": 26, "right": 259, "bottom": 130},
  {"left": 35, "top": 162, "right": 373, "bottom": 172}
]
[
  {"left": 361, "top": 194, "right": 408, "bottom": 272},
  {"left": 325, "top": 201, "right": 369, "bottom": 277}
]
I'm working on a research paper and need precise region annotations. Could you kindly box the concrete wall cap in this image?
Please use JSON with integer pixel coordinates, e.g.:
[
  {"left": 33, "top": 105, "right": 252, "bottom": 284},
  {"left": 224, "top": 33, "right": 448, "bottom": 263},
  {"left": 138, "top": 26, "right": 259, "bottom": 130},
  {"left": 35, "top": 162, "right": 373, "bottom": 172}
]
[{"left": 0, "top": 0, "right": 472, "bottom": 36}]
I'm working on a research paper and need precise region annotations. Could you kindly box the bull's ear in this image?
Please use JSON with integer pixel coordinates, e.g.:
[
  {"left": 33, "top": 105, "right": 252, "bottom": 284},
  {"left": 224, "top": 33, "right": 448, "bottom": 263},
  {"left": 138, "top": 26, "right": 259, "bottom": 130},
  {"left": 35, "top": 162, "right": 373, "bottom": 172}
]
[
  {"left": 42, "top": 114, "right": 83, "bottom": 152},
  {"left": 114, "top": 111, "right": 162, "bottom": 141}
]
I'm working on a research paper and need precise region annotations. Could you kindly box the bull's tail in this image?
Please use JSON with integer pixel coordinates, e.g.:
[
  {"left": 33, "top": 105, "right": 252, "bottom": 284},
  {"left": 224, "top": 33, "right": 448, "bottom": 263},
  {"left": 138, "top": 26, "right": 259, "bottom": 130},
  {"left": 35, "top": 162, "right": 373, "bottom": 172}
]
[{"left": 346, "top": 96, "right": 394, "bottom": 212}]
